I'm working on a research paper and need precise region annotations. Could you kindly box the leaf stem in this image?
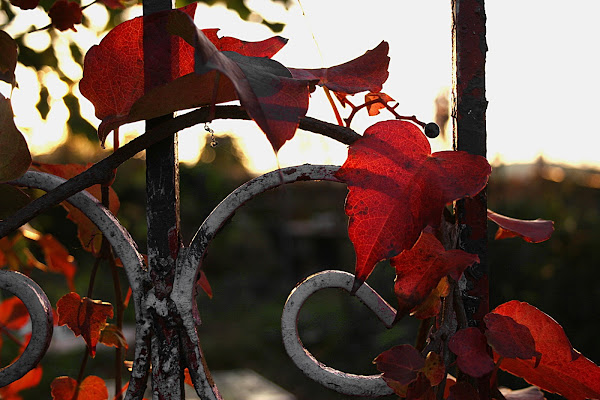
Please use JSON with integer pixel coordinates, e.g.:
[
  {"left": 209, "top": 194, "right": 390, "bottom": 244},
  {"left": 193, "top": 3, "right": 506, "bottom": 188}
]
[{"left": 323, "top": 87, "right": 344, "bottom": 126}]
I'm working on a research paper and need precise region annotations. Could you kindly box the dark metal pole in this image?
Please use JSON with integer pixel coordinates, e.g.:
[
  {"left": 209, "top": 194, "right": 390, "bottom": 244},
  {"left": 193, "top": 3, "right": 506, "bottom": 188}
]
[{"left": 143, "top": 0, "right": 184, "bottom": 398}]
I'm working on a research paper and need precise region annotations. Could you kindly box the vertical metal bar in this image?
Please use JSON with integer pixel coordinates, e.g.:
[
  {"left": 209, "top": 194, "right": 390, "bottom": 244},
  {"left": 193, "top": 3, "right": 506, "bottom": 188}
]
[
  {"left": 451, "top": 0, "right": 488, "bottom": 324},
  {"left": 142, "top": 0, "right": 184, "bottom": 398}
]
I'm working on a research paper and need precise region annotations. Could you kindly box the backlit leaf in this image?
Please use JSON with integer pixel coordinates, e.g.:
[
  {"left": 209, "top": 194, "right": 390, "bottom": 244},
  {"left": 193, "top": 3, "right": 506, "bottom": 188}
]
[
  {"left": 492, "top": 300, "right": 600, "bottom": 400},
  {"left": 0, "top": 366, "right": 42, "bottom": 400},
  {"left": 201, "top": 28, "right": 287, "bottom": 57},
  {"left": 410, "top": 276, "right": 450, "bottom": 319},
  {"left": 484, "top": 312, "right": 539, "bottom": 361},
  {"left": 37, "top": 234, "right": 77, "bottom": 291},
  {"left": 335, "top": 120, "right": 490, "bottom": 282},
  {"left": 448, "top": 327, "right": 494, "bottom": 378},
  {"left": 373, "top": 344, "right": 425, "bottom": 385},
  {"left": 99, "top": 323, "right": 128, "bottom": 350},
  {"left": 0, "top": 296, "right": 29, "bottom": 330},
  {"left": 365, "top": 92, "right": 395, "bottom": 116},
  {"left": 487, "top": 209, "right": 554, "bottom": 243},
  {"left": 33, "top": 163, "right": 120, "bottom": 254},
  {"left": 289, "top": 41, "right": 389, "bottom": 95},
  {"left": 0, "top": 96, "right": 32, "bottom": 182},
  {"left": 0, "top": 31, "right": 18, "bottom": 88},
  {"left": 57, "top": 292, "right": 113, "bottom": 357},
  {"left": 391, "top": 231, "right": 479, "bottom": 319},
  {"left": 51, "top": 376, "right": 108, "bottom": 400},
  {"left": 48, "top": 0, "right": 83, "bottom": 32}
]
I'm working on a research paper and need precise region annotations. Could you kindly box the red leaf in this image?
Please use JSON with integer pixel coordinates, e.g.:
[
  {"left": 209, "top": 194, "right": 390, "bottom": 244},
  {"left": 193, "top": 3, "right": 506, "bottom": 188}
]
[
  {"left": 447, "top": 381, "right": 479, "bottom": 400},
  {"left": 492, "top": 300, "right": 600, "bottom": 400},
  {"left": 99, "top": 323, "right": 128, "bottom": 350},
  {"left": 79, "top": 3, "right": 197, "bottom": 141},
  {"left": 57, "top": 292, "right": 114, "bottom": 357},
  {"left": 8, "top": 0, "right": 38, "bottom": 10},
  {"left": 289, "top": 41, "right": 390, "bottom": 95},
  {"left": 422, "top": 351, "right": 445, "bottom": 386},
  {"left": 410, "top": 277, "right": 450, "bottom": 319},
  {"left": 197, "top": 269, "right": 213, "bottom": 299},
  {"left": 0, "top": 97, "right": 32, "bottom": 183},
  {"left": 34, "top": 163, "right": 120, "bottom": 254},
  {"left": 201, "top": 28, "right": 287, "bottom": 57},
  {"left": 364, "top": 92, "right": 395, "bottom": 116},
  {"left": 51, "top": 376, "right": 108, "bottom": 400},
  {"left": 0, "top": 366, "right": 42, "bottom": 399},
  {"left": 448, "top": 327, "right": 495, "bottom": 378},
  {"left": 37, "top": 234, "right": 77, "bottom": 291},
  {"left": 391, "top": 232, "right": 479, "bottom": 319},
  {"left": 487, "top": 209, "right": 554, "bottom": 243},
  {"left": 373, "top": 344, "right": 425, "bottom": 385},
  {"left": 335, "top": 120, "right": 490, "bottom": 282},
  {"left": 48, "top": 0, "right": 82, "bottom": 32},
  {"left": 0, "top": 296, "right": 30, "bottom": 331},
  {"left": 484, "top": 312, "right": 539, "bottom": 361}
]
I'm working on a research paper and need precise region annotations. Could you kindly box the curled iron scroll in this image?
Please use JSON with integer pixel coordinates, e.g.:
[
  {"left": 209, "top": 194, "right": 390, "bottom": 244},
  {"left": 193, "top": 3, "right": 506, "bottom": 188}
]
[
  {"left": 281, "top": 270, "right": 396, "bottom": 396},
  {"left": 0, "top": 270, "right": 53, "bottom": 387}
]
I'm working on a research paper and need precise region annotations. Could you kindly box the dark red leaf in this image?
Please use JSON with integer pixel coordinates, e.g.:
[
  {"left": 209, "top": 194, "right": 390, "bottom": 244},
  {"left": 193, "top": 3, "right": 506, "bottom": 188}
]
[
  {"left": 391, "top": 232, "right": 478, "bottom": 319},
  {"left": 48, "top": 0, "right": 82, "bottom": 32},
  {"left": 484, "top": 312, "right": 539, "bottom": 361},
  {"left": 374, "top": 344, "right": 425, "bottom": 385},
  {"left": 201, "top": 28, "right": 287, "bottom": 57},
  {"left": 57, "top": 292, "right": 114, "bottom": 357},
  {"left": 492, "top": 301, "right": 600, "bottom": 400},
  {"left": 289, "top": 41, "right": 389, "bottom": 95},
  {"left": 487, "top": 209, "right": 554, "bottom": 243},
  {"left": 0, "top": 296, "right": 29, "bottom": 330},
  {"left": 335, "top": 120, "right": 490, "bottom": 282},
  {"left": 448, "top": 382, "right": 479, "bottom": 400},
  {"left": 448, "top": 327, "right": 495, "bottom": 378},
  {"left": 8, "top": 0, "right": 38, "bottom": 10}
]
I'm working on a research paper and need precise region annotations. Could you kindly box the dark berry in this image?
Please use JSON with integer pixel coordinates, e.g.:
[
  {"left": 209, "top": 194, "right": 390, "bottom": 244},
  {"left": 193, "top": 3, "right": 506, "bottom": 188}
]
[{"left": 424, "top": 122, "right": 440, "bottom": 138}]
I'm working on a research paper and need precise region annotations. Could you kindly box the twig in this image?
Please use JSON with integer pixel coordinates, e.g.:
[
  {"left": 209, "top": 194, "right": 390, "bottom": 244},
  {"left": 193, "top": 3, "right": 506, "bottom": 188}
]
[{"left": 1, "top": 106, "right": 360, "bottom": 238}]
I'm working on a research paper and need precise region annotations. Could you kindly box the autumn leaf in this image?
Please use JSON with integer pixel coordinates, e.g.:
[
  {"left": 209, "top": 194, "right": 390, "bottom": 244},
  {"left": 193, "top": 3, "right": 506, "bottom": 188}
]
[
  {"left": 422, "top": 352, "right": 445, "bottom": 386},
  {"left": 373, "top": 344, "right": 425, "bottom": 386},
  {"left": 57, "top": 292, "right": 114, "bottom": 357},
  {"left": 447, "top": 381, "right": 479, "bottom": 400},
  {"left": 0, "top": 96, "right": 32, "bottom": 183},
  {"left": 37, "top": 234, "right": 77, "bottom": 291},
  {"left": 0, "top": 31, "right": 18, "bottom": 88},
  {"left": 410, "top": 277, "right": 450, "bottom": 319},
  {"left": 0, "top": 296, "right": 29, "bottom": 331},
  {"left": 33, "top": 163, "right": 120, "bottom": 254},
  {"left": 289, "top": 41, "right": 390, "bottom": 95},
  {"left": 8, "top": 0, "right": 38, "bottom": 10},
  {"left": 201, "top": 28, "right": 287, "bottom": 57},
  {"left": 0, "top": 184, "right": 30, "bottom": 220},
  {"left": 99, "top": 323, "right": 128, "bottom": 350},
  {"left": 51, "top": 376, "right": 108, "bottom": 400},
  {"left": 483, "top": 312, "right": 540, "bottom": 361},
  {"left": 335, "top": 120, "right": 491, "bottom": 283},
  {"left": 364, "top": 92, "right": 395, "bottom": 116},
  {"left": 487, "top": 209, "right": 554, "bottom": 243},
  {"left": 391, "top": 231, "right": 479, "bottom": 319},
  {"left": 0, "top": 366, "right": 42, "bottom": 400},
  {"left": 48, "top": 0, "right": 83, "bottom": 32},
  {"left": 448, "top": 327, "right": 495, "bottom": 378},
  {"left": 491, "top": 300, "right": 600, "bottom": 400}
]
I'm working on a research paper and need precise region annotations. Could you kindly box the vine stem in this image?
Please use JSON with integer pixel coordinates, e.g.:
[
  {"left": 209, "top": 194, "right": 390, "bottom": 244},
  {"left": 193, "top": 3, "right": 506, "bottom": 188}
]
[{"left": 1, "top": 106, "right": 359, "bottom": 239}]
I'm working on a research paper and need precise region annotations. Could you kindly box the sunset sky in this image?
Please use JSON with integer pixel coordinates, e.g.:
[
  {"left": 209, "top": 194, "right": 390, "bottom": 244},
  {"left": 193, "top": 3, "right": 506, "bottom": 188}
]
[{"left": 2, "top": 0, "right": 599, "bottom": 175}]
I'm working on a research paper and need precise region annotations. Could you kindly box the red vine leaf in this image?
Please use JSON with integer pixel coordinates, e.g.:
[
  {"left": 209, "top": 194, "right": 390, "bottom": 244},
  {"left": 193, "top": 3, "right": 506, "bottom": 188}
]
[
  {"left": 364, "top": 92, "right": 395, "bottom": 116},
  {"left": 33, "top": 163, "right": 120, "bottom": 254},
  {"left": 422, "top": 351, "right": 445, "bottom": 386},
  {"left": 391, "top": 231, "right": 479, "bottom": 319},
  {"left": 448, "top": 327, "right": 495, "bottom": 378},
  {"left": 492, "top": 300, "right": 600, "bottom": 400},
  {"left": 289, "top": 41, "right": 389, "bottom": 95},
  {"left": 37, "top": 234, "right": 77, "bottom": 291},
  {"left": 410, "top": 277, "right": 450, "bottom": 319},
  {"left": 48, "top": 0, "right": 83, "bottom": 32},
  {"left": 0, "top": 31, "right": 18, "bottom": 88},
  {"left": 0, "top": 366, "right": 42, "bottom": 399},
  {"left": 57, "top": 292, "right": 114, "bottom": 357},
  {"left": 374, "top": 344, "right": 425, "bottom": 386},
  {"left": 487, "top": 209, "right": 554, "bottom": 243},
  {"left": 201, "top": 28, "right": 287, "bottom": 57},
  {"left": 0, "top": 97, "right": 32, "bottom": 183},
  {"left": 99, "top": 323, "right": 128, "bottom": 350},
  {"left": 51, "top": 376, "right": 108, "bottom": 400},
  {"left": 335, "top": 120, "right": 490, "bottom": 283},
  {"left": 0, "top": 296, "right": 29, "bottom": 331},
  {"left": 447, "top": 381, "right": 479, "bottom": 400},
  {"left": 8, "top": 0, "right": 38, "bottom": 10},
  {"left": 484, "top": 312, "right": 539, "bottom": 361}
]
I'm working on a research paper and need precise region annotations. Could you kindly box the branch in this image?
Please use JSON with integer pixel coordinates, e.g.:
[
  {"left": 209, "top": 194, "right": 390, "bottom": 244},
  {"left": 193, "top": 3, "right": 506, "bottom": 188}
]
[{"left": 1, "top": 106, "right": 360, "bottom": 238}]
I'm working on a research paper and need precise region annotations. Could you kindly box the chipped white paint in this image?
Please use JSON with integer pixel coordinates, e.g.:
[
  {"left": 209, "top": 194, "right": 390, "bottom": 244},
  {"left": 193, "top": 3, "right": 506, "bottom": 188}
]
[{"left": 281, "top": 270, "right": 396, "bottom": 397}]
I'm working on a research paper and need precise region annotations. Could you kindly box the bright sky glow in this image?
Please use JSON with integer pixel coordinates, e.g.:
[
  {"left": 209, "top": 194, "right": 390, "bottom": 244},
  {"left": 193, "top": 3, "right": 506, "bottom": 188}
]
[{"left": 2, "top": 1, "right": 599, "bottom": 174}]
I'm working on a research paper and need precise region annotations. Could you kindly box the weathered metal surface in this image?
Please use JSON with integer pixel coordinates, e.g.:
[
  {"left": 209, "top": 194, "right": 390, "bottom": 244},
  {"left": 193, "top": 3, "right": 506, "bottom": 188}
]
[
  {"left": 0, "top": 270, "right": 53, "bottom": 386},
  {"left": 281, "top": 270, "right": 395, "bottom": 397}
]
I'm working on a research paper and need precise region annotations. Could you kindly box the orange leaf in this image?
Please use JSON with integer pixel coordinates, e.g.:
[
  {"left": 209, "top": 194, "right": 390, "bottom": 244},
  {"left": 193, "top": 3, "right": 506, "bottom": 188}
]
[
  {"left": 57, "top": 292, "right": 113, "bottom": 357},
  {"left": 51, "top": 376, "right": 108, "bottom": 400},
  {"left": 37, "top": 234, "right": 77, "bottom": 291},
  {"left": 0, "top": 296, "right": 29, "bottom": 330},
  {"left": 0, "top": 366, "right": 42, "bottom": 400},
  {"left": 99, "top": 323, "right": 128, "bottom": 350},
  {"left": 365, "top": 92, "right": 395, "bottom": 116},
  {"left": 33, "top": 163, "right": 120, "bottom": 254}
]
